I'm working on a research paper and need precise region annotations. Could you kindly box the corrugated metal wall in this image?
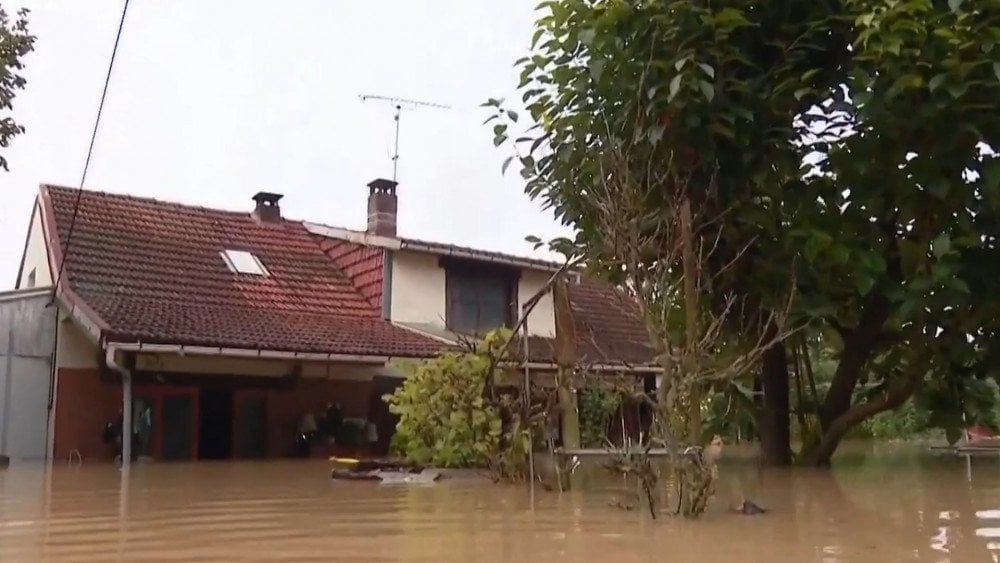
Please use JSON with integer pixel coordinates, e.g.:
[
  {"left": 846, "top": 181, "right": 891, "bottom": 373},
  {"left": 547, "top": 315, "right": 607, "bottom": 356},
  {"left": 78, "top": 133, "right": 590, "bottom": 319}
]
[{"left": 0, "top": 288, "right": 56, "bottom": 460}]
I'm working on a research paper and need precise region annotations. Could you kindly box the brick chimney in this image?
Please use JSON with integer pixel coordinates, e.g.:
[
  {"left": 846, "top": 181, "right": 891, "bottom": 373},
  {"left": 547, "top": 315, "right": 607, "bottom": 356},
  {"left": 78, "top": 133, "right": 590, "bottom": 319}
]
[
  {"left": 252, "top": 191, "right": 283, "bottom": 223},
  {"left": 367, "top": 178, "right": 398, "bottom": 237}
]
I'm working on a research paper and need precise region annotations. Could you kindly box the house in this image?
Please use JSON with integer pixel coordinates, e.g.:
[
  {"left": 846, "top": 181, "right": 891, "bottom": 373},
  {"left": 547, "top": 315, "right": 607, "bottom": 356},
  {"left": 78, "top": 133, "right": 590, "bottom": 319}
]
[{"left": 10, "top": 179, "right": 654, "bottom": 463}]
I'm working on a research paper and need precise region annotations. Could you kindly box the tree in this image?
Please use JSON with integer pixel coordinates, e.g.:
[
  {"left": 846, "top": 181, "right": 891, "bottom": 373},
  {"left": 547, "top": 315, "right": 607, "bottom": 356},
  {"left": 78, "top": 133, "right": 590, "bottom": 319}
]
[
  {"left": 0, "top": 5, "right": 35, "bottom": 171},
  {"left": 492, "top": 0, "right": 1000, "bottom": 466}
]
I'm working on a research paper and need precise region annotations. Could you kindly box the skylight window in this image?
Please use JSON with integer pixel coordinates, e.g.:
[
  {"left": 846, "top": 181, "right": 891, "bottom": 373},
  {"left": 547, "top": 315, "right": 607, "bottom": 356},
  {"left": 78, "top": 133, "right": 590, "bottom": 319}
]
[{"left": 220, "top": 250, "right": 269, "bottom": 276}]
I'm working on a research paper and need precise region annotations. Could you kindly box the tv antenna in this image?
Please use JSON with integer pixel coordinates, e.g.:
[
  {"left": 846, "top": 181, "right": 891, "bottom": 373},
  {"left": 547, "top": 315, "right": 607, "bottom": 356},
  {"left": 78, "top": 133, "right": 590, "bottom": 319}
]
[{"left": 359, "top": 94, "right": 451, "bottom": 183}]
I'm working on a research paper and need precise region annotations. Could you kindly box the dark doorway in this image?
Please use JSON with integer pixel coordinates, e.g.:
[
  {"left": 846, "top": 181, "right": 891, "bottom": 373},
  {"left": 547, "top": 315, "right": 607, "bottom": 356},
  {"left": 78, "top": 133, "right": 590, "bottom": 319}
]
[
  {"left": 233, "top": 391, "right": 267, "bottom": 459},
  {"left": 368, "top": 376, "right": 404, "bottom": 456},
  {"left": 162, "top": 392, "right": 197, "bottom": 461},
  {"left": 199, "top": 387, "right": 234, "bottom": 460}
]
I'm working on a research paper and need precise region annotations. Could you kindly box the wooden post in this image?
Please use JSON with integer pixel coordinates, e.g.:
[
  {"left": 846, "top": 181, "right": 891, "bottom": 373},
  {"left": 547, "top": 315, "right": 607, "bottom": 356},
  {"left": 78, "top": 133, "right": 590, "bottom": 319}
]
[{"left": 553, "top": 276, "right": 580, "bottom": 449}]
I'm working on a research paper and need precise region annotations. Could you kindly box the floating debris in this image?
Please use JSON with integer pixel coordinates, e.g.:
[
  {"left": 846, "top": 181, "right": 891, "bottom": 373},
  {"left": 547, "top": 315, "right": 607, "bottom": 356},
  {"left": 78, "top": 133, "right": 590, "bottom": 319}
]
[
  {"left": 330, "top": 457, "right": 442, "bottom": 484},
  {"left": 733, "top": 500, "right": 767, "bottom": 515}
]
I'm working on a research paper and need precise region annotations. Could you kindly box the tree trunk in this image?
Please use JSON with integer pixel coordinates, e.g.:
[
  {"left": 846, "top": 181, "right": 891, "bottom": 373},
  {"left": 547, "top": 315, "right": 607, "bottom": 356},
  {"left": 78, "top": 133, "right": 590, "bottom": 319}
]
[
  {"left": 551, "top": 275, "right": 581, "bottom": 450},
  {"left": 806, "top": 377, "right": 920, "bottom": 466},
  {"left": 819, "top": 292, "right": 890, "bottom": 430},
  {"left": 679, "top": 198, "right": 701, "bottom": 444},
  {"left": 805, "top": 349, "right": 929, "bottom": 466},
  {"left": 758, "top": 338, "right": 792, "bottom": 465}
]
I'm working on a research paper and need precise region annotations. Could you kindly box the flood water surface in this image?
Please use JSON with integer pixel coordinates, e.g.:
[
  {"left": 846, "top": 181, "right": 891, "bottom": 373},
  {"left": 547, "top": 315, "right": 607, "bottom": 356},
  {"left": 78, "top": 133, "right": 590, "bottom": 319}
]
[{"left": 2, "top": 444, "right": 1000, "bottom": 562}]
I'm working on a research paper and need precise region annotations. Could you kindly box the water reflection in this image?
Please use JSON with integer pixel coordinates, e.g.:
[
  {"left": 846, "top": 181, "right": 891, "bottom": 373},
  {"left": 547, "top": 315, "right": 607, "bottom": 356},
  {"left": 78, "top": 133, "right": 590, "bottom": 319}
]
[{"left": 1, "top": 444, "right": 1000, "bottom": 561}]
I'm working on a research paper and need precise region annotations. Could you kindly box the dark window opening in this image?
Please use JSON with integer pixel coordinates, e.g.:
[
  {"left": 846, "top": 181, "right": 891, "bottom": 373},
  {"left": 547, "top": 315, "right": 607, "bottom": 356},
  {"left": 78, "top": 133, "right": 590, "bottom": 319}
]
[{"left": 444, "top": 261, "right": 517, "bottom": 335}]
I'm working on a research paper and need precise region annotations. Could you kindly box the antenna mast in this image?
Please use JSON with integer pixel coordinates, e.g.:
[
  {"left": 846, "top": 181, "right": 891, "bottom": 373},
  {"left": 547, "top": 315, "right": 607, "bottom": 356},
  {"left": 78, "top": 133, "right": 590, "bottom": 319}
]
[{"left": 359, "top": 94, "right": 450, "bottom": 183}]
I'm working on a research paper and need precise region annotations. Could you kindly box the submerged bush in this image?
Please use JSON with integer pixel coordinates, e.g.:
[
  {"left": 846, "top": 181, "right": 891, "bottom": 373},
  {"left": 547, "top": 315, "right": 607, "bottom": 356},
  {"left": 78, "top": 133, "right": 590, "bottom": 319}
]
[
  {"left": 383, "top": 331, "right": 507, "bottom": 467},
  {"left": 578, "top": 385, "right": 620, "bottom": 447}
]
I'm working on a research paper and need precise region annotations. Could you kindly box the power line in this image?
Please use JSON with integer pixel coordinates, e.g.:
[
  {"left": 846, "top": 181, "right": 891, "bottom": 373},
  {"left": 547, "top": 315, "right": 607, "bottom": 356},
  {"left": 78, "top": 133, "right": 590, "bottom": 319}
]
[{"left": 49, "top": 0, "right": 131, "bottom": 305}]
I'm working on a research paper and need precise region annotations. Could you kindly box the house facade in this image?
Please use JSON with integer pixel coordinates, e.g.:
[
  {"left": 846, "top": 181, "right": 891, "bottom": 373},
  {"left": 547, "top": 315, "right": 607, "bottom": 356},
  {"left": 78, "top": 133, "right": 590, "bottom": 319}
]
[{"left": 10, "top": 179, "right": 654, "bottom": 463}]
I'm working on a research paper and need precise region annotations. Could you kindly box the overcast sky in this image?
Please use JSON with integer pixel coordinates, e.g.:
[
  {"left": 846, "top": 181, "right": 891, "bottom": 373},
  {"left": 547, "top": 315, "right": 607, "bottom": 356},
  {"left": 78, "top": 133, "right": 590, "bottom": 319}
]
[{"left": 0, "top": 0, "right": 570, "bottom": 288}]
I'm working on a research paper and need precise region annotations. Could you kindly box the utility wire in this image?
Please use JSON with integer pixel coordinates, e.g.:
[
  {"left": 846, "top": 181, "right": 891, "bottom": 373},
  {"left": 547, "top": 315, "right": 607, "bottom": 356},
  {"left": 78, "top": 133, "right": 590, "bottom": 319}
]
[{"left": 49, "top": 0, "right": 131, "bottom": 305}]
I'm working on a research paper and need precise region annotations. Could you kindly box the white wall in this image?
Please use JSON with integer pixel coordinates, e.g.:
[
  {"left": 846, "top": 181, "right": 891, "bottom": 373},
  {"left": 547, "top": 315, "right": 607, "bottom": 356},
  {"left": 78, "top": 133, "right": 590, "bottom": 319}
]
[
  {"left": 390, "top": 251, "right": 447, "bottom": 326},
  {"left": 16, "top": 203, "right": 52, "bottom": 289},
  {"left": 55, "top": 318, "right": 99, "bottom": 369},
  {"left": 518, "top": 269, "right": 556, "bottom": 338},
  {"left": 388, "top": 249, "right": 556, "bottom": 337}
]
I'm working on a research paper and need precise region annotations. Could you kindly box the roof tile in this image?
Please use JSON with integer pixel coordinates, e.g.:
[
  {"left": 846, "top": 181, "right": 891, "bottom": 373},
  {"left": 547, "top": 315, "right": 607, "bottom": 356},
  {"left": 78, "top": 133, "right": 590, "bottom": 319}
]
[{"left": 43, "top": 185, "right": 445, "bottom": 357}]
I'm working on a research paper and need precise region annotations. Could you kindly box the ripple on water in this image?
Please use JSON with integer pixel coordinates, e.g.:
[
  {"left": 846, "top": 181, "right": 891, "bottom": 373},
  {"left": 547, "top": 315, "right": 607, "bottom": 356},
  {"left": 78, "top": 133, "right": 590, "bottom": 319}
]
[{"left": 1, "top": 445, "right": 1000, "bottom": 562}]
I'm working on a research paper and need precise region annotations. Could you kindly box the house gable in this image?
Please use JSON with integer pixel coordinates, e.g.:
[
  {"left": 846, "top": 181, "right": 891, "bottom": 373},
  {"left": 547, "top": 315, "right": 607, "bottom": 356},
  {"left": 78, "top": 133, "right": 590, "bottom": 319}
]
[{"left": 15, "top": 201, "right": 54, "bottom": 289}]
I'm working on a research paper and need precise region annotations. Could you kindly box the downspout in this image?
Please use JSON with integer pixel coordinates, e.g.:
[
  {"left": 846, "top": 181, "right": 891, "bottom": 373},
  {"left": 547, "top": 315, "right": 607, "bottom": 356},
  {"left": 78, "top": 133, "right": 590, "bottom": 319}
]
[
  {"left": 381, "top": 249, "right": 393, "bottom": 320},
  {"left": 105, "top": 345, "right": 132, "bottom": 468}
]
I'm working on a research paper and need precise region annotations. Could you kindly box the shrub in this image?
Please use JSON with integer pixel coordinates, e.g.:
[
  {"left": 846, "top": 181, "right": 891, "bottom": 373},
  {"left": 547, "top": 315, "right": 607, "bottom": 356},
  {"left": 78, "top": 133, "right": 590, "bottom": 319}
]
[{"left": 384, "top": 332, "right": 506, "bottom": 467}]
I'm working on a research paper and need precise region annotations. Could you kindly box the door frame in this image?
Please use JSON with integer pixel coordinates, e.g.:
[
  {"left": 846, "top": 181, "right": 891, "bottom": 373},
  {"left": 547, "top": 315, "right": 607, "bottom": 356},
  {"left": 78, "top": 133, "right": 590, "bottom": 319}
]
[{"left": 133, "top": 384, "right": 200, "bottom": 460}]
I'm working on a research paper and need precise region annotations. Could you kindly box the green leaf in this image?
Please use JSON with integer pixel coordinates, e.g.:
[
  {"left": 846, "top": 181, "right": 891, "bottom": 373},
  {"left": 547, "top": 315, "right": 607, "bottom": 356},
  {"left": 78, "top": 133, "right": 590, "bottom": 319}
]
[
  {"left": 714, "top": 7, "right": 749, "bottom": 27},
  {"left": 948, "top": 0, "right": 964, "bottom": 13},
  {"left": 531, "top": 27, "right": 545, "bottom": 49},
  {"left": 947, "top": 82, "right": 969, "bottom": 98},
  {"left": 928, "top": 74, "right": 947, "bottom": 92},
  {"left": 698, "top": 63, "right": 715, "bottom": 79},
  {"left": 506, "top": 110, "right": 519, "bottom": 123},
  {"left": 493, "top": 123, "right": 507, "bottom": 136},
  {"left": 674, "top": 57, "right": 689, "bottom": 72},
  {"left": 794, "top": 87, "right": 811, "bottom": 100},
  {"left": 932, "top": 233, "right": 952, "bottom": 258},
  {"left": 501, "top": 155, "right": 514, "bottom": 175},
  {"left": 855, "top": 273, "right": 876, "bottom": 294},
  {"left": 993, "top": 63, "right": 1000, "bottom": 83},
  {"left": 699, "top": 80, "right": 714, "bottom": 102},
  {"left": 578, "top": 28, "right": 595, "bottom": 46},
  {"left": 589, "top": 59, "right": 606, "bottom": 81},
  {"left": 668, "top": 74, "right": 683, "bottom": 101}
]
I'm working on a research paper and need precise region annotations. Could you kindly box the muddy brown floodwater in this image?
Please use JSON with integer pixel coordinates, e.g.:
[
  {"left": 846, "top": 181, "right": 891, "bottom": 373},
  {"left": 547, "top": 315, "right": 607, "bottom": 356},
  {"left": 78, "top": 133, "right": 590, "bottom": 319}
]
[{"left": 2, "top": 443, "right": 1000, "bottom": 562}]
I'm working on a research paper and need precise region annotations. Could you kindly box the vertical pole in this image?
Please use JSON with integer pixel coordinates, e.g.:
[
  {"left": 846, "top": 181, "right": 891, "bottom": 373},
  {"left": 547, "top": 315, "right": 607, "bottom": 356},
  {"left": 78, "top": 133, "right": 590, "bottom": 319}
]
[
  {"left": 121, "top": 370, "right": 132, "bottom": 468},
  {"left": 392, "top": 104, "right": 401, "bottom": 183},
  {"left": 0, "top": 323, "right": 14, "bottom": 458},
  {"left": 522, "top": 304, "right": 534, "bottom": 497}
]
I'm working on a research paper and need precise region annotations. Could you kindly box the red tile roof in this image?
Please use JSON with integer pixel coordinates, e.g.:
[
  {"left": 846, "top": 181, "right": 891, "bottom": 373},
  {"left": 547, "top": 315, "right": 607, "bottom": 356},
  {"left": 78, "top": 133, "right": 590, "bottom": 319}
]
[
  {"left": 319, "top": 238, "right": 384, "bottom": 310},
  {"left": 519, "top": 281, "right": 655, "bottom": 367},
  {"left": 41, "top": 185, "right": 448, "bottom": 357}
]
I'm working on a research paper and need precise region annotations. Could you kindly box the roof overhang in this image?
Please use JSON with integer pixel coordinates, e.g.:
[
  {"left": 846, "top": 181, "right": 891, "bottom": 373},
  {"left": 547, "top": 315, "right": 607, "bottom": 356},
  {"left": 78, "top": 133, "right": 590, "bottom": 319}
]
[
  {"left": 104, "top": 341, "right": 395, "bottom": 364},
  {"left": 304, "top": 222, "right": 570, "bottom": 273}
]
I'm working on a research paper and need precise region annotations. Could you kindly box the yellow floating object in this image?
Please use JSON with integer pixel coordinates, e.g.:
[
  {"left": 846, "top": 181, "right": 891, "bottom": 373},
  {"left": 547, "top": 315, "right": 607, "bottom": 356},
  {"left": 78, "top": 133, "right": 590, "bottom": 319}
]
[{"left": 329, "top": 456, "right": 360, "bottom": 464}]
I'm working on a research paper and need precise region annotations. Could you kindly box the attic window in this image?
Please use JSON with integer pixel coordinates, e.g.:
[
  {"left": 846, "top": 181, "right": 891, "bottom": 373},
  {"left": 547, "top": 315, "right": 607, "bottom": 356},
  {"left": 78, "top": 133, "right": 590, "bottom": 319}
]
[{"left": 220, "top": 250, "right": 269, "bottom": 276}]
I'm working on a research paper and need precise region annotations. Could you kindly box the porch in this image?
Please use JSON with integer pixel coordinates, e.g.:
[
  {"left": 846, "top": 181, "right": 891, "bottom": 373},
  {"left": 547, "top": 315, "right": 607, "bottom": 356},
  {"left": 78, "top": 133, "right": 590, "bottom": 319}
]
[{"left": 52, "top": 349, "right": 406, "bottom": 463}]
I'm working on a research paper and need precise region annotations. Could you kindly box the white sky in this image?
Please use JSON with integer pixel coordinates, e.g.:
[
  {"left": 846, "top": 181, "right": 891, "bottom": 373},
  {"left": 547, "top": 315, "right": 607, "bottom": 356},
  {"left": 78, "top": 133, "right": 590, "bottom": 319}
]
[{"left": 0, "top": 0, "right": 570, "bottom": 288}]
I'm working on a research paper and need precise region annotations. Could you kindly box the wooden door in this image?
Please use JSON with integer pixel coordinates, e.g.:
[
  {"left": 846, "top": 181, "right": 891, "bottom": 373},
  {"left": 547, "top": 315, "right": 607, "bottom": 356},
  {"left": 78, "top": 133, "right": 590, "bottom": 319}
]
[
  {"left": 232, "top": 389, "right": 267, "bottom": 459},
  {"left": 133, "top": 384, "right": 199, "bottom": 461}
]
